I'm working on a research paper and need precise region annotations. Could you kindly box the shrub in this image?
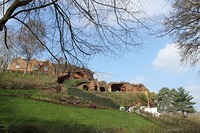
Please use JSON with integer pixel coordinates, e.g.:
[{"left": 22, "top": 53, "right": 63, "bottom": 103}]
[
  {"left": 67, "top": 88, "right": 120, "bottom": 109},
  {"left": 64, "top": 79, "right": 87, "bottom": 89}
]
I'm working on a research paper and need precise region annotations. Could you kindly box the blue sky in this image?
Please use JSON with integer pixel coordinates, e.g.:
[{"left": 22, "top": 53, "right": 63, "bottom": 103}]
[
  {"left": 88, "top": 0, "right": 200, "bottom": 111},
  {"left": 89, "top": 35, "right": 200, "bottom": 111}
]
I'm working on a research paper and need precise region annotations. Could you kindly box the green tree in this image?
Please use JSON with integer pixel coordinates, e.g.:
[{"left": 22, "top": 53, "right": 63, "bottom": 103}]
[
  {"left": 0, "top": 0, "right": 149, "bottom": 65},
  {"left": 157, "top": 87, "right": 175, "bottom": 113},
  {"left": 173, "top": 87, "right": 196, "bottom": 117},
  {"left": 163, "top": 0, "right": 200, "bottom": 69},
  {"left": 148, "top": 92, "right": 157, "bottom": 107},
  {"left": 139, "top": 93, "right": 148, "bottom": 106}
]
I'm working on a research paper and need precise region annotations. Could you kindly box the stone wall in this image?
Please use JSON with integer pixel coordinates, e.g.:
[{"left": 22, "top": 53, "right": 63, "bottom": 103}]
[{"left": 9, "top": 57, "right": 54, "bottom": 75}]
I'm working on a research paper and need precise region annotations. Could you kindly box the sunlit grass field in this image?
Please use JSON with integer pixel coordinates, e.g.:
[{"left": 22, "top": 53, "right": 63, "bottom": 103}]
[{"left": 0, "top": 96, "right": 161, "bottom": 133}]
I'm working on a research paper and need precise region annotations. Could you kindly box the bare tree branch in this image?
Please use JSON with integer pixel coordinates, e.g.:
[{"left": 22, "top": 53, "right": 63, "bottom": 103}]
[
  {"left": 14, "top": 17, "right": 59, "bottom": 62},
  {"left": 0, "top": 0, "right": 33, "bottom": 30},
  {"left": 162, "top": 0, "right": 200, "bottom": 69},
  {"left": 0, "top": 0, "right": 150, "bottom": 65}
]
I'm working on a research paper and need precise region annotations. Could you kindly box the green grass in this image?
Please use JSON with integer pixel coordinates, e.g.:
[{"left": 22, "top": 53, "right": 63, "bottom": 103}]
[
  {"left": 0, "top": 89, "right": 38, "bottom": 95},
  {"left": 0, "top": 96, "right": 161, "bottom": 133},
  {"left": 92, "top": 91, "right": 148, "bottom": 106},
  {"left": 64, "top": 79, "right": 88, "bottom": 89},
  {"left": 1, "top": 73, "right": 199, "bottom": 132},
  {"left": 67, "top": 88, "right": 120, "bottom": 109},
  {"left": 0, "top": 71, "right": 54, "bottom": 82},
  {"left": 0, "top": 72, "right": 57, "bottom": 90},
  {"left": 0, "top": 73, "right": 146, "bottom": 108},
  {"left": 152, "top": 114, "right": 200, "bottom": 133}
]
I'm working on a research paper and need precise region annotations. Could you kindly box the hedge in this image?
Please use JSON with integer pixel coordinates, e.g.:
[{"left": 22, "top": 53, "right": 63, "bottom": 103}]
[{"left": 67, "top": 88, "right": 120, "bottom": 109}]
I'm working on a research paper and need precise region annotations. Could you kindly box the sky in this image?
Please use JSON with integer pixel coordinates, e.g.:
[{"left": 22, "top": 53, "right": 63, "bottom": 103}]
[{"left": 88, "top": 0, "right": 200, "bottom": 111}]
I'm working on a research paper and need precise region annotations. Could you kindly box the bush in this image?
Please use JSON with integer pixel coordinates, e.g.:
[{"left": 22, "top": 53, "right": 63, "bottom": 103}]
[
  {"left": 67, "top": 88, "right": 120, "bottom": 109},
  {"left": 91, "top": 91, "right": 148, "bottom": 107}
]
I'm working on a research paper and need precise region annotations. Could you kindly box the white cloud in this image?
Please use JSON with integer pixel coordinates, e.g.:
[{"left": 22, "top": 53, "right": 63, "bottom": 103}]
[
  {"left": 152, "top": 43, "right": 189, "bottom": 73},
  {"left": 80, "top": 0, "right": 171, "bottom": 26},
  {"left": 129, "top": 76, "right": 146, "bottom": 84},
  {"left": 187, "top": 86, "right": 200, "bottom": 91},
  {"left": 138, "top": 0, "right": 171, "bottom": 17}
]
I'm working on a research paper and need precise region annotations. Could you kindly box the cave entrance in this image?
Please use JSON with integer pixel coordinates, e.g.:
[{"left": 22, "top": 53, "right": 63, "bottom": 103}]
[
  {"left": 83, "top": 85, "right": 89, "bottom": 91},
  {"left": 94, "top": 86, "right": 98, "bottom": 91},
  {"left": 100, "top": 87, "right": 105, "bottom": 92},
  {"left": 111, "top": 84, "right": 124, "bottom": 92}
]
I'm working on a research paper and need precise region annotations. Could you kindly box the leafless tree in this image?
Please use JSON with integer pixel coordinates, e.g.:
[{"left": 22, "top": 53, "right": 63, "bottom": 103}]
[
  {"left": 0, "top": 40, "right": 12, "bottom": 71},
  {"left": 0, "top": 31, "right": 17, "bottom": 71},
  {"left": 17, "top": 20, "right": 45, "bottom": 74},
  {"left": 163, "top": 0, "right": 200, "bottom": 68},
  {"left": 0, "top": 30, "right": 17, "bottom": 71},
  {"left": 0, "top": 0, "right": 149, "bottom": 66}
]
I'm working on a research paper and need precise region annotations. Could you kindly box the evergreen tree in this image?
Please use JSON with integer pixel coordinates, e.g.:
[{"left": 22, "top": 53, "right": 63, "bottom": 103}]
[
  {"left": 157, "top": 87, "right": 175, "bottom": 113},
  {"left": 173, "top": 87, "right": 196, "bottom": 117}
]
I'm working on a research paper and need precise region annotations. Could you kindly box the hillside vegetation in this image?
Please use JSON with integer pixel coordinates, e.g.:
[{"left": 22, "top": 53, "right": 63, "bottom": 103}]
[
  {"left": 0, "top": 72, "right": 200, "bottom": 133},
  {"left": 0, "top": 72, "right": 57, "bottom": 90}
]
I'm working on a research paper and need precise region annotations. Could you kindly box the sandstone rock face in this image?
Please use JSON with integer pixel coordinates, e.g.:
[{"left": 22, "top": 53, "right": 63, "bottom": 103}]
[
  {"left": 107, "top": 82, "right": 148, "bottom": 92},
  {"left": 77, "top": 80, "right": 98, "bottom": 91},
  {"left": 132, "top": 84, "right": 148, "bottom": 92},
  {"left": 57, "top": 72, "right": 71, "bottom": 84},
  {"left": 57, "top": 65, "right": 94, "bottom": 84},
  {"left": 98, "top": 81, "right": 108, "bottom": 92},
  {"left": 77, "top": 81, "right": 149, "bottom": 94},
  {"left": 10, "top": 57, "right": 150, "bottom": 94}
]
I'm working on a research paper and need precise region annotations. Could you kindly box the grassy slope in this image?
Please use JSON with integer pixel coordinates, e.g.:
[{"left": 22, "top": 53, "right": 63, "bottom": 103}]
[
  {"left": 64, "top": 79, "right": 148, "bottom": 107},
  {"left": 0, "top": 72, "right": 57, "bottom": 90},
  {"left": 0, "top": 96, "right": 161, "bottom": 133},
  {"left": 92, "top": 91, "right": 147, "bottom": 106},
  {"left": 187, "top": 112, "right": 200, "bottom": 124},
  {"left": 1, "top": 73, "right": 200, "bottom": 132}
]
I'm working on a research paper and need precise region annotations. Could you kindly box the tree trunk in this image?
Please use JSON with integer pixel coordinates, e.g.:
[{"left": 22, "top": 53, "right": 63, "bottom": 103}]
[
  {"left": 182, "top": 111, "right": 186, "bottom": 118},
  {"left": 23, "top": 59, "right": 30, "bottom": 75}
]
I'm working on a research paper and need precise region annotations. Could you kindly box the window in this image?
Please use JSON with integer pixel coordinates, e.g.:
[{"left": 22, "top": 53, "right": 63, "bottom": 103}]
[
  {"left": 33, "top": 65, "right": 38, "bottom": 70},
  {"left": 44, "top": 66, "right": 48, "bottom": 72},
  {"left": 16, "top": 64, "right": 20, "bottom": 69}
]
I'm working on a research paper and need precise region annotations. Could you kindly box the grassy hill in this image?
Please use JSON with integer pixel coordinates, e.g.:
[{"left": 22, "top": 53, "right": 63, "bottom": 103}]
[
  {"left": 0, "top": 96, "right": 161, "bottom": 133},
  {"left": 0, "top": 72, "right": 200, "bottom": 133},
  {"left": 0, "top": 72, "right": 57, "bottom": 90}
]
